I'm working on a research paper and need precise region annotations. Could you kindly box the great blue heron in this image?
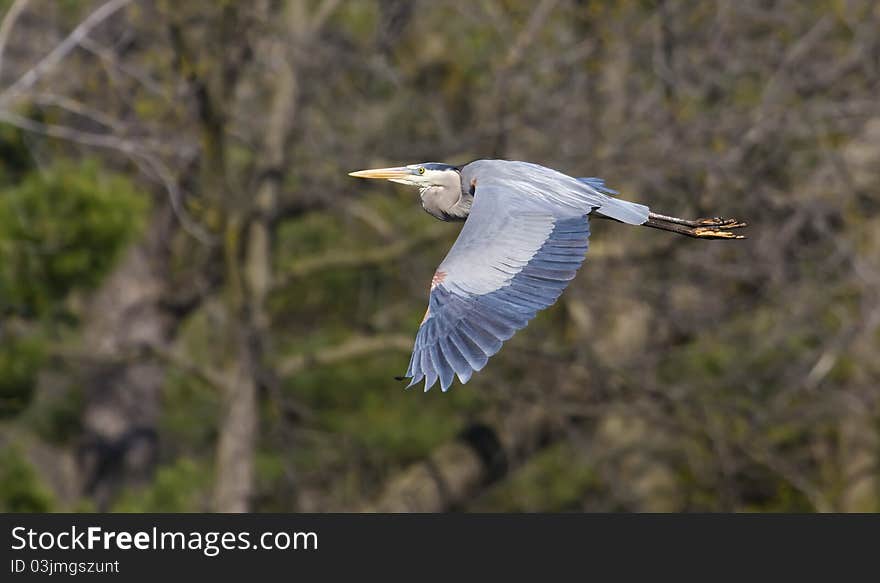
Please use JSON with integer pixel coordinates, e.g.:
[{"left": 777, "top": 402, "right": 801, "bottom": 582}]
[{"left": 349, "top": 160, "right": 746, "bottom": 392}]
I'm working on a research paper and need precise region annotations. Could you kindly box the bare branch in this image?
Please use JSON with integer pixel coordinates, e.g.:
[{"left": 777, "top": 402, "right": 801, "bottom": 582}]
[
  {"left": 740, "top": 444, "right": 833, "bottom": 513},
  {"left": 276, "top": 223, "right": 450, "bottom": 287},
  {"left": 0, "top": 0, "right": 30, "bottom": 79},
  {"left": 311, "top": 0, "right": 342, "bottom": 34},
  {"left": 0, "top": 108, "right": 140, "bottom": 152},
  {"left": 78, "top": 36, "right": 165, "bottom": 97},
  {"left": 502, "top": 0, "right": 558, "bottom": 70},
  {"left": 29, "top": 92, "right": 125, "bottom": 130},
  {"left": 0, "top": 0, "right": 134, "bottom": 108},
  {"left": 278, "top": 334, "right": 414, "bottom": 377},
  {"left": 144, "top": 344, "right": 230, "bottom": 393},
  {"left": 130, "top": 152, "right": 217, "bottom": 245},
  {"left": 342, "top": 200, "right": 396, "bottom": 240}
]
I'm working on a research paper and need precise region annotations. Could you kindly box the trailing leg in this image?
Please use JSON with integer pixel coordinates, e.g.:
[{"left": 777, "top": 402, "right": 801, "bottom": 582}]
[{"left": 644, "top": 212, "right": 747, "bottom": 239}]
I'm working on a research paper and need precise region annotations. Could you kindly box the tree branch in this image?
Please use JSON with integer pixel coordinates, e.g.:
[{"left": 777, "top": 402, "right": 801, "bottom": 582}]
[
  {"left": 275, "top": 223, "right": 450, "bottom": 288},
  {"left": 78, "top": 36, "right": 165, "bottom": 97},
  {"left": 0, "top": 109, "right": 140, "bottom": 152},
  {"left": 144, "top": 344, "right": 230, "bottom": 393},
  {"left": 29, "top": 92, "right": 124, "bottom": 130},
  {"left": 278, "top": 334, "right": 413, "bottom": 377},
  {"left": 0, "top": 0, "right": 135, "bottom": 108},
  {"left": 0, "top": 0, "right": 30, "bottom": 79}
]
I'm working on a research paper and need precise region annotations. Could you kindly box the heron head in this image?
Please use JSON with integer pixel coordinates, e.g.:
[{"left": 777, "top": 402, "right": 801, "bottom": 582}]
[{"left": 348, "top": 163, "right": 460, "bottom": 189}]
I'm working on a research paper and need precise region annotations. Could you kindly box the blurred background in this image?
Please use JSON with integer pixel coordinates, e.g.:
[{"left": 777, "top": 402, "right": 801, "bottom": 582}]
[{"left": 0, "top": 0, "right": 878, "bottom": 513}]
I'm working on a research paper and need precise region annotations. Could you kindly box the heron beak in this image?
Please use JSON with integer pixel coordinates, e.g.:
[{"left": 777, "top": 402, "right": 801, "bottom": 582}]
[{"left": 348, "top": 166, "right": 416, "bottom": 185}]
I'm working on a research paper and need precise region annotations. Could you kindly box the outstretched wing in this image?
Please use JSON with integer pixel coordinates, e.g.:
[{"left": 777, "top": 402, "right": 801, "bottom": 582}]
[{"left": 402, "top": 161, "right": 600, "bottom": 391}]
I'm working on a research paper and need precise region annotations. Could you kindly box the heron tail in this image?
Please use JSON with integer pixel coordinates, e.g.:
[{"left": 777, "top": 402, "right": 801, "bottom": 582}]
[
  {"left": 578, "top": 177, "right": 649, "bottom": 225},
  {"left": 595, "top": 197, "right": 650, "bottom": 225}
]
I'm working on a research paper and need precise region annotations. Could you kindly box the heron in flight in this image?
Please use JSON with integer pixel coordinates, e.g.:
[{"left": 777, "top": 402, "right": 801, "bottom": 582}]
[{"left": 349, "top": 160, "right": 746, "bottom": 392}]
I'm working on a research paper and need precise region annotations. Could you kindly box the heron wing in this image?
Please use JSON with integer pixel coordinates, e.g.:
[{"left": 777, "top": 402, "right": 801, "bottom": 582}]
[{"left": 403, "top": 168, "right": 595, "bottom": 392}]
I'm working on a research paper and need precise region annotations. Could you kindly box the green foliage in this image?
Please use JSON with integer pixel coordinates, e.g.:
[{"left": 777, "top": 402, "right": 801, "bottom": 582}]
[
  {"left": 26, "top": 379, "right": 84, "bottom": 445},
  {"left": 0, "top": 331, "right": 47, "bottom": 419},
  {"left": 475, "top": 445, "right": 600, "bottom": 512},
  {"left": 0, "top": 161, "right": 148, "bottom": 316},
  {"left": 0, "top": 124, "right": 35, "bottom": 185},
  {"left": 0, "top": 445, "right": 54, "bottom": 512},
  {"left": 112, "top": 458, "right": 209, "bottom": 512},
  {"left": 159, "top": 368, "right": 220, "bottom": 455},
  {"left": 285, "top": 352, "right": 485, "bottom": 466}
]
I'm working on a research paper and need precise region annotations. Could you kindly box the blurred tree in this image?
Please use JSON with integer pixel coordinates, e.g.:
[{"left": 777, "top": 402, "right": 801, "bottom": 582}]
[
  {"left": 0, "top": 445, "right": 55, "bottom": 512},
  {"left": 0, "top": 0, "right": 877, "bottom": 513},
  {"left": 0, "top": 161, "right": 145, "bottom": 316}
]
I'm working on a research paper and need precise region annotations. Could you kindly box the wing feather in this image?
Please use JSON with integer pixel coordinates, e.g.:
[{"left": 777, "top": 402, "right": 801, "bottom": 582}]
[{"left": 401, "top": 161, "right": 598, "bottom": 391}]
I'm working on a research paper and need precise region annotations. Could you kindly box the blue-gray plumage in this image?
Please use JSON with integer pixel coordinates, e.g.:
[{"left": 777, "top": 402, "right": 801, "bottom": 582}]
[{"left": 349, "top": 159, "right": 746, "bottom": 392}]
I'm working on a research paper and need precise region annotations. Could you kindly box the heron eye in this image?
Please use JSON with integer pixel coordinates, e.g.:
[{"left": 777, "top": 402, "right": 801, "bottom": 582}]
[{"left": 418, "top": 167, "right": 426, "bottom": 175}]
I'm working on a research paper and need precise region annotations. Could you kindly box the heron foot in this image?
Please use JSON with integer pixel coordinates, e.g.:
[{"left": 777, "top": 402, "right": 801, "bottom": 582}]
[
  {"left": 692, "top": 217, "right": 747, "bottom": 239},
  {"left": 692, "top": 226, "right": 746, "bottom": 239},
  {"left": 645, "top": 212, "right": 748, "bottom": 239},
  {"left": 696, "top": 216, "right": 748, "bottom": 229}
]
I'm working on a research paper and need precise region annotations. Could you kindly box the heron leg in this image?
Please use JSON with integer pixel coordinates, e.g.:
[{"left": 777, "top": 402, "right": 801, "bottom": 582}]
[{"left": 645, "top": 212, "right": 747, "bottom": 239}]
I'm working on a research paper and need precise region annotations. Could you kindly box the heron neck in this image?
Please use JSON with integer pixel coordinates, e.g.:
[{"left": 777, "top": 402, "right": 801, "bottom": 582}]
[{"left": 419, "top": 186, "right": 472, "bottom": 222}]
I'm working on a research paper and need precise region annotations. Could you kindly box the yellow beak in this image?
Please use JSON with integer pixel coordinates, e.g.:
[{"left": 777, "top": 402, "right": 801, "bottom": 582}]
[{"left": 348, "top": 166, "right": 413, "bottom": 180}]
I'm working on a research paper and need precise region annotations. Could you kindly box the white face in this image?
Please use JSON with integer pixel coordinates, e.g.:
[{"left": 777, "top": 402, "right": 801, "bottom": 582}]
[{"left": 390, "top": 165, "right": 453, "bottom": 188}]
